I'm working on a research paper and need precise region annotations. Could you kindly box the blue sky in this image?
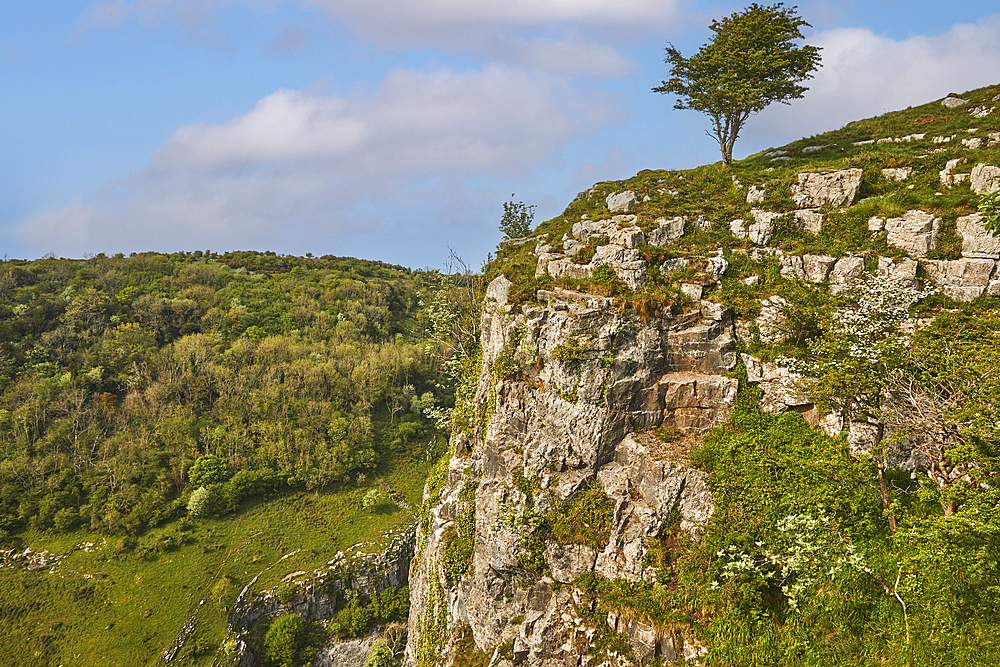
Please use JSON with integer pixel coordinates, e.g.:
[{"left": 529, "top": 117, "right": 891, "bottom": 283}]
[{"left": 3, "top": 1, "right": 1000, "bottom": 269}]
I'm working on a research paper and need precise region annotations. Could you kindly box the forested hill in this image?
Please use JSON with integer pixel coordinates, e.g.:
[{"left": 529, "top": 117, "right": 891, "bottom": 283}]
[{"left": 0, "top": 251, "right": 466, "bottom": 538}]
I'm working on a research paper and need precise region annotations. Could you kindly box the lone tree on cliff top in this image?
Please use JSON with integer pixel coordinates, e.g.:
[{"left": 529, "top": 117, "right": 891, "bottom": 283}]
[{"left": 654, "top": 3, "right": 821, "bottom": 167}]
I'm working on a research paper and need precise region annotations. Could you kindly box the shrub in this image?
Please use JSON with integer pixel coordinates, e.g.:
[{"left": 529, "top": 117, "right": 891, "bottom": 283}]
[
  {"left": 188, "top": 454, "right": 230, "bottom": 488},
  {"left": 186, "top": 487, "right": 212, "bottom": 518},
  {"left": 364, "top": 639, "right": 395, "bottom": 667},
  {"left": 363, "top": 488, "right": 388, "bottom": 510}
]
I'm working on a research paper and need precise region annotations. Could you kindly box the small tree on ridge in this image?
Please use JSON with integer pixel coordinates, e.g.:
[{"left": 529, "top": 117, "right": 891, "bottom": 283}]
[{"left": 653, "top": 3, "right": 821, "bottom": 167}]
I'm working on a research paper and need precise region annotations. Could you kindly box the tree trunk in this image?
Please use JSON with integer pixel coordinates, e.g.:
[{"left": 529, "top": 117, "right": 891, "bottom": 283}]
[{"left": 874, "top": 424, "right": 898, "bottom": 532}]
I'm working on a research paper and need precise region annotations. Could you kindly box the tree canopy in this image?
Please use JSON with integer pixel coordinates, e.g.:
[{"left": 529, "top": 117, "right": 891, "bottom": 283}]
[{"left": 653, "top": 3, "right": 821, "bottom": 167}]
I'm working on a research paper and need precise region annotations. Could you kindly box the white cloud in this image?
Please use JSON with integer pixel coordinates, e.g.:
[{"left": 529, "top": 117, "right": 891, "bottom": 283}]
[
  {"left": 15, "top": 65, "right": 622, "bottom": 261},
  {"left": 79, "top": 0, "right": 672, "bottom": 75},
  {"left": 743, "top": 15, "right": 1000, "bottom": 149}
]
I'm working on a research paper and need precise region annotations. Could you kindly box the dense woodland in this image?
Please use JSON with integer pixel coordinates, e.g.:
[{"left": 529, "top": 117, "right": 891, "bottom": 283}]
[{"left": 0, "top": 251, "right": 474, "bottom": 540}]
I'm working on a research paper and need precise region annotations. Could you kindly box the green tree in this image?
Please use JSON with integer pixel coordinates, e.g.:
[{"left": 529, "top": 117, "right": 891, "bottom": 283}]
[
  {"left": 364, "top": 639, "right": 395, "bottom": 667},
  {"left": 264, "top": 613, "right": 317, "bottom": 667},
  {"left": 499, "top": 196, "right": 535, "bottom": 240},
  {"left": 653, "top": 3, "right": 821, "bottom": 167},
  {"left": 188, "top": 454, "right": 230, "bottom": 487},
  {"left": 778, "top": 274, "right": 935, "bottom": 532}
]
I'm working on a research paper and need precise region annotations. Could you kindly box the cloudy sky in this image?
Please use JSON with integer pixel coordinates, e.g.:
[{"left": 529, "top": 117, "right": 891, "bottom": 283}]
[{"left": 3, "top": 1, "right": 1000, "bottom": 268}]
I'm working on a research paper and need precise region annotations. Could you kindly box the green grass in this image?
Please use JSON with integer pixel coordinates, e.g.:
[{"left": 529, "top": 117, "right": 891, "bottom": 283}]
[{"left": 0, "top": 447, "right": 433, "bottom": 667}]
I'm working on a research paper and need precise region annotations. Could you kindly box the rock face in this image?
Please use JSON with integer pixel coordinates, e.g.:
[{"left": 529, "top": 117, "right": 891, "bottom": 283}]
[
  {"left": 406, "top": 278, "right": 738, "bottom": 667},
  {"left": 790, "top": 169, "right": 862, "bottom": 208},
  {"left": 731, "top": 210, "right": 785, "bottom": 245},
  {"left": 883, "top": 210, "right": 940, "bottom": 257},
  {"left": 538, "top": 216, "right": 648, "bottom": 289},
  {"left": 957, "top": 213, "right": 1000, "bottom": 259},
  {"left": 607, "top": 191, "right": 639, "bottom": 213},
  {"left": 648, "top": 216, "right": 686, "bottom": 246},
  {"left": 970, "top": 163, "right": 1000, "bottom": 193},
  {"left": 922, "top": 258, "right": 997, "bottom": 302}
]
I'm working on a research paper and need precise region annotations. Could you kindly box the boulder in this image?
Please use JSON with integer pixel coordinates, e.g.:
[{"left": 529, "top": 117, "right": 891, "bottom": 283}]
[
  {"left": 706, "top": 250, "right": 728, "bottom": 281},
  {"left": 828, "top": 256, "right": 865, "bottom": 293},
  {"left": 660, "top": 257, "right": 689, "bottom": 274},
  {"left": 802, "top": 255, "right": 837, "bottom": 283},
  {"left": 591, "top": 245, "right": 647, "bottom": 289},
  {"left": 922, "top": 258, "right": 997, "bottom": 301},
  {"left": 970, "top": 163, "right": 1000, "bottom": 193},
  {"left": 794, "top": 209, "right": 824, "bottom": 234},
  {"left": 941, "top": 94, "right": 968, "bottom": 108},
  {"left": 780, "top": 255, "right": 805, "bottom": 281},
  {"left": 756, "top": 296, "right": 787, "bottom": 343},
  {"left": 734, "top": 210, "right": 785, "bottom": 245},
  {"left": 790, "top": 169, "right": 863, "bottom": 208},
  {"left": 881, "top": 167, "right": 912, "bottom": 181},
  {"left": 607, "top": 190, "right": 639, "bottom": 213},
  {"left": 680, "top": 283, "right": 704, "bottom": 301},
  {"left": 957, "top": 213, "right": 1000, "bottom": 259},
  {"left": 884, "top": 210, "right": 939, "bottom": 257},
  {"left": 746, "top": 185, "right": 766, "bottom": 204},
  {"left": 877, "top": 256, "right": 919, "bottom": 288},
  {"left": 939, "top": 158, "right": 967, "bottom": 187},
  {"left": 647, "top": 216, "right": 686, "bottom": 246}
]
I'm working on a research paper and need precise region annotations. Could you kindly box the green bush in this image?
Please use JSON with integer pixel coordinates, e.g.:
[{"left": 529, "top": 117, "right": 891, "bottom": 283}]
[
  {"left": 263, "top": 613, "right": 318, "bottom": 667},
  {"left": 364, "top": 639, "right": 395, "bottom": 667}
]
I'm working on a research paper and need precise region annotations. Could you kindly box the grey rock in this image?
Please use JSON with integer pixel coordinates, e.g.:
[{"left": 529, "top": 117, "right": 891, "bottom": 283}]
[
  {"left": 877, "top": 257, "right": 919, "bottom": 288},
  {"left": 970, "top": 163, "right": 1000, "bottom": 193},
  {"left": 790, "top": 169, "right": 862, "bottom": 208},
  {"left": 780, "top": 255, "right": 805, "bottom": 281},
  {"left": 607, "top": 191, "right": 639, "bottom": 213},
  {"left": 962, "top": 137, "right": 983, "bottom": 149},
  {"left": 868, "top": 216, "right": 886, "bottom": 232},
  {"left": 881, "top": 167, "right": 912, "bottom": 181},
  {"left": 941, "top": 94, "right": 969, "bottom": 108},
  {"left": 406, "top": 278, "right": 736, "bottom": 666},
  {"left": 922, "top": 258, "right": 997, "bottom": 301},
  {"left": 940, "top": 157, "right": 967, "bottom": 187},
  {"left": 802, "top": 255, "right": 837, "bottom": 283},
  {"left": 957, "top": 213, "right": 1000, "bottom": 259},
  {"left": 828, "top": 256, "right": 865, "bottom": 294},
  {"left": 706, "top": 250, "right": 728, "bottom": 281},
  {"left": 544, "top": 543, "right": 597, "bottom": 584},
  {"left": 660, "top": 257, "right": 690, "bottom": 274},
  {"left": 971, "top": 105, "right": 995, "bottom": 118},
  {"left": 794, "top": 209, "right": 824, "bottom": 234},
  {"left": 756, "top": 296, "right": 787, "bottom": 343},
  {"left": 681, "top": 283, "right": 704, "bottom": 301},
  {"left": 746, "top": 210, "right": 786, "bottom": 245},
  {"left": 884, "top": 210, "right": 940, "bottom": 257},
  {"left": 648, "top": 216, "right": 686, "bottom": 246},
  {"left": 746, "top": 185, "right": 766, "bottom": 204}
]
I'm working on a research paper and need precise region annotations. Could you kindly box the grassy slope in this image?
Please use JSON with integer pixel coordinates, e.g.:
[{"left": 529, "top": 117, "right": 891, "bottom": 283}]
[{"left": 0, "top": 444, "right": 435, "bottom": 667}]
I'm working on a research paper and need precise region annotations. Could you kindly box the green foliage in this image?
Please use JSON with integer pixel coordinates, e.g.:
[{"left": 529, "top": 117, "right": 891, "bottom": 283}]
[
  {"left": 654, "top": 3, "right": 821, "bottom": 166},
  {"left": 0, "top": 252, "right": 448, "bottom": 536},
  {"left": 264, "top": 613, "right": 319, "bottom": 667},
  {"left": 189, "top": 454, "right": 230, "bottom": 487},
  {"left": 499, "top": 196, "right": 536, "bottom": 240},
  {"left": 548, "top": 481, "right": 615, "bottom": 552},
  {"left": 978, "top": 188, "right": 1000, "bottom": 236},
  {"left": 364, "top": 639, "right": 396, "bottom": 667},
  {"left": 442, "top": 478, "right": 479, "bottom": 582},
  {"left": 363, "top": 488, "right": 388, "bottom": 510}
]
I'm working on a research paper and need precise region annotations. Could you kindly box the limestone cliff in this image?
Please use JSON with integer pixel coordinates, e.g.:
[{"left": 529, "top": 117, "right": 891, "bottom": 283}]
[{"left": 406, "top": 276, "right": 736, "bottom": 666}]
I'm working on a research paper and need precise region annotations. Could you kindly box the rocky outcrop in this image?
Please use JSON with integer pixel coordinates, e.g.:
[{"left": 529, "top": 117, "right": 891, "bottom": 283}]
[
  {"left": 537, "top": 216, "right": 648, "bottom": 289},
  {"left": 648, "top": 216, "right": 686, "bottom": 246},
  {"left": 941, "top": 93, "right": 968, "bottom": 108},
  {"left": 922, "top": 258, "right": 998, "bottom": 302},
  {"left": 873, "top": 210, "right": 940, "bottom": 257},
  {"left": 406, "top": 279, "right": 738, "bottom": 667},
  {"left": 971, "top": 163, "right": 1000, "bottom": 192},
  {"left": 957, "top": 213, "right": 1000, "bottom": 259},
  {"left": 790, "top": 169, "right": 862, "bottom": 208},
  {"left": 607, "top": 191, "right": 639, "bottom": 213},
  {"left": 731, "top": 210, "right": 785, "bottom": 245}
]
